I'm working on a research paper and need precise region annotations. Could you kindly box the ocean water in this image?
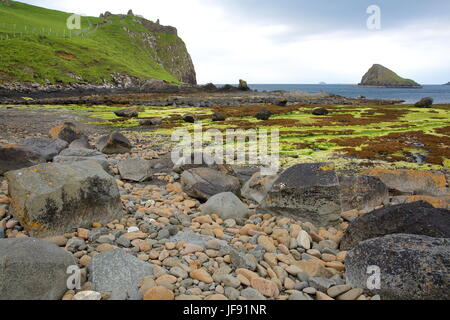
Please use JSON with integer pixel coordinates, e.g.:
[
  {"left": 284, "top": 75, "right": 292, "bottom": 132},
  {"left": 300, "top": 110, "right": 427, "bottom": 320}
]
[{"left": 247, "top": 84, "right": 450, "bottom": 104}]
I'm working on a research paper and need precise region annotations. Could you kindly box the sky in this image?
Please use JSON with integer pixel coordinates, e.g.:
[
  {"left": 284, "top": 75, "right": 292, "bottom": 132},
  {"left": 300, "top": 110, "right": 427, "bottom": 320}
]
[{"left": 19, "top": 0, "right": 450, "bottom": 84}]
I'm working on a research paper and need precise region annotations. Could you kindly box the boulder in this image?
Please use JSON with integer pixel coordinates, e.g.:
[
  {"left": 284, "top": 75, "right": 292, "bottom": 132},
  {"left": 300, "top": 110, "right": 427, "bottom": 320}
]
[
  {"left": 231, "top": 165, "right": 261, "bottom": 185},
  {"left": 275, "top": 98, "right": 288, "bottom": 107},
  {"left": 257, "top": 163, "right": 342, "bottom": 228},
  {"left": 69, "top": 136, "right": 93, "bottom": 149},
  {"left": 114, "top": 107, "right": 140, "bottom": 118},
  {"left": 414, "top": 97, "right": 433, "bottom": 108},
  {"left": 202, "top": 192, "right": 250, "bottom": 220},
  {"left": 182, "top": 114, "right": 196, "bottom": 123},
  {"left": 0, "top": 144, "right": 46, "bottom": 175},
  {"left": 362, "top": 168, "right": 448, "bottom": 196},
  {"left": 212, "top": 112, "right": 226, "bottom": 122},
  {"left": 181, "top": 167, "right": 241, "bottom": 201},
  {"left": 88, "top": 248, "right": 154, "bottom": 300},
  {"left": 256, "top": 109, "right": 272, "bottom": 121},
  {"left": 96, "top": 132, "right": 132, "bottom": 154},
  {"left": 0, "top": 238, "right": 76, "bottom": 300},
  {"left": 118, "top": 158, "right": 152, "bottom": 182},
  {"left": 49, "top": 122, "right": 86, "bottom": 144},
  {"left": 340, "top": 201, "right": 450, "bottom": 250},
  {"left": 20, "top": 137, "right": 68, "bottom": 161},
  {"left": 241, "top": 172, "right": 278, "bottom": 203},
  {"left": 345, "top": 234, "right": 450, "bottom": 300},
  {"left": 53, "top": 148, "right": 109, "bottom": 170},
  {"left": 172, "top": 152, "right": 235, "bottom": 175},
  {"left": 238, "top": 79, "right": 250, "bottom": 91},
  {"left": 312, "top": 107, "right": 329, "bottom": 116},
  {"left": 5, "top": 160, "right": 123, "bottom": 238},
  {"left": 140, "top": 118, "right": 163, "bottom": 126},
  {"left": 339, "top": 175, "right": 389, "bottom": 211}
]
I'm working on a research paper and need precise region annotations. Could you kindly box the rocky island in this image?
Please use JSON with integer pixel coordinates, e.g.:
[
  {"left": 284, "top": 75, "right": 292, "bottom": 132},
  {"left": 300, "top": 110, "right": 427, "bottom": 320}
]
[{"left": 358, "top": 64, "right": 422, "bottom": 88}]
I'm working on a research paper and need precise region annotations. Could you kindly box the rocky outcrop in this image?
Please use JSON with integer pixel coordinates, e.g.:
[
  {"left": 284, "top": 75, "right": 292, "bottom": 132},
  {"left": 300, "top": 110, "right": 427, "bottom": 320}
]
[
  {"left": 340, "top": 201, "right": 450, "bottom": 250},
  {"left": 358, "top": 64, "right": 421, "bottom": 88},
  {"left": 345, "top": 234, "right": 450, "bottom": 300},
  {"left": 257, "top": 163, "right": 343, "bottom": 228},
  {"left": 0, "top": 238, "right": 76, "bottom": 300},
  {"left": 415, "top": 97, "right": 434, "bottom": 108},
  {"left": 5, "top": 160, "right": 123, "bottom": 238}
]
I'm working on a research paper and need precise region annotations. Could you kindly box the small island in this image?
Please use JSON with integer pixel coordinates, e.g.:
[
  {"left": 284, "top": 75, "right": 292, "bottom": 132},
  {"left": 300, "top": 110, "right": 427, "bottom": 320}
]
[
  {"left": 358, "top": 64, "right": 422, "bottom": 88},
  {"left": 444, "top": 82, "right": 450, "bottom": 85}
]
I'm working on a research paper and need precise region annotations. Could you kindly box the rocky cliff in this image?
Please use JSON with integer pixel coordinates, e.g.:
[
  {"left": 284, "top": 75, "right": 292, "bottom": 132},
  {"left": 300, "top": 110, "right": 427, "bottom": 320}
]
[
  {"left": 359, "top": 64, "right": 421, "bottom": 88},
  {"left": 0, "top": 1, "right": 197, "bottom": 95}
]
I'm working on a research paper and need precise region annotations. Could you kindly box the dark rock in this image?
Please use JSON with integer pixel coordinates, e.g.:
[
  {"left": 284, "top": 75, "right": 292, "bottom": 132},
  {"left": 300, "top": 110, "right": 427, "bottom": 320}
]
[
  {"left": 212, "top": 112, "right": 226, "bottom": 122},
  {"left": 172, "top": 152, "right": 235, "bottom": 175},
  {"left": 5, "top": 160, "right": 123, "bottom": 238},
  {"left": 0, "top": 144, "right": 46, "bottom": 175},
  {"left": 257, "top": 163, "right": 342, "bottom": 228},
  {"left": 358, "top": 64, "right": 422, "bottom": 88},
  {"left": 182, "top": 114, "right": 196, "bottom": 123},
  {"left": 340, "top": 201, "right": 450, "bottom": 250},
  {"left": 181, "top": 167, "right": 241, "bottom": 201},
  {"left": 88, "top": 248, "right": 154, "bottom": 300},
  {"left": 231, "top": 165, "right": 261, "bottom": 185},
  {"left": 312, "top": 107, "right": 329, "bottom": 116},
  {"left": 139, "top": 118, "right": 162, "bottom": 126},
  {"left": 49, "top": 122, "right": 86, "bottom": 144},
  {"left": 69, "top": 136, "right": 93, "bottom": 149},
  {"left": 345, "top": 234, "right": 450, "bottom": 300},
  {"left": 256, "top": 109, "right": 272, "bottom": 121},
  {"left": 275, "top": 98, "right": 288, "bottom": 106},
  {"left": 118, "top": 158, "right": 152, "bottom": 182},
  {"left": 339, "top": 175, "right": 389, "bottom": 211},
  {"left": 20, "top": 137, "right": 68, "bottom": 161},
  {"left": 96, "top": 132, "right": 132, "bottom": 154},
  {"left": 114, "top": 107, "right": 140, "bottom": 118},
  {"left": 241, "top": 172, "right": 278, "bottom": 203},
  {"left": 0, "top": 238, "right": 76, "bottom": 300},
  {"left": 414, "top": 97, "right": 434, "bottom": 108}
]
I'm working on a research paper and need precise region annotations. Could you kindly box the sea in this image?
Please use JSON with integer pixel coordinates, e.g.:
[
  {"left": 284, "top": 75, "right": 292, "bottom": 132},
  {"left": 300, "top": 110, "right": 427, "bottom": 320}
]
[{"left": 246, "top": 84, "right": 450, "bottom": 104}]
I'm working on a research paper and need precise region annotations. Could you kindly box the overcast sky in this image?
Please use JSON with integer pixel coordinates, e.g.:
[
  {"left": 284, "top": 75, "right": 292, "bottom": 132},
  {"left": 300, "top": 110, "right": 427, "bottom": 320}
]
[{"left": 20, "top": 0, "right": 450, "bottom": 84}]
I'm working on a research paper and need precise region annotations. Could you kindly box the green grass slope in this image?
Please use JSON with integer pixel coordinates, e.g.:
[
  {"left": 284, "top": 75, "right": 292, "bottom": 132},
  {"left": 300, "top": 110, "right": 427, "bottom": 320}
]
[{"left": 0, "top": 1, "right": 196, "bottom": 85}]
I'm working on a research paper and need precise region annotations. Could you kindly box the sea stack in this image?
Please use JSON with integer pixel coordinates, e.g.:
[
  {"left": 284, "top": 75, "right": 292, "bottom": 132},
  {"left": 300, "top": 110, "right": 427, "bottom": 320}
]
[{"left": 358, "top": 64, "right": 421, "bottom": 88}]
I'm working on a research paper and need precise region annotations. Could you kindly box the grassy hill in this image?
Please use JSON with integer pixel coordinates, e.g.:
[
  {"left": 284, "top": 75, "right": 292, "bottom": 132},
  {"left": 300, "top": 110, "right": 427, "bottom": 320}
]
[
  {"left": 0, "top": 1, "right": 196, "bottom": 86},
  {"left": 359, "top": 64, "right": 421, "bottom": 88}
]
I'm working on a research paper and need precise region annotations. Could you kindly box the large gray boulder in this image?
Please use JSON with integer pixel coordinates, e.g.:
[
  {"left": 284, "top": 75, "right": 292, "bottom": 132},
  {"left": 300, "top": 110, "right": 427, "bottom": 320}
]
[
  {"left": 96, "top": 132, "right": 132, "bottom": 154},
  {"left": 88, "top": 248, "right": 154, "bottom": 300},
  {"left": 21, "top": 137, "right": 68, "bottom": 161},
  {"left": 53, "top": 148, "right": 109, "bottom": 170},
  {"left": 345, "top": 234, "right": 450, "bottom": 300},
  {"left": 0, "top": 144, "right": 46, "bottom": 175},
  {"left": 340, "top": 201, "right": 450, "bottom": 250},
  {"left": 202, "top": 192, "right": 250, "bottom": 220},
  {"left": 118, "top": 158, "right": 152, "bottom": 182},
  {"left": 257, "top": 163, "right": 342, "bottom": 227},
  {"left": 0, "top": 238, "right": 76, "bottom": 300},
  {"left": 49, "top": 122, "right": 86, "bottom": 144},
  {"left": 5, "top": 160, "right": 123, "bottom": 238},
  {"left": 181, "top": 167, "right": 241, "bottom": 201},
  {"left": 339, "top": 175, "right": 389, "bottom": 211},
  {"left": 241, "top": 172, "right": 278, "bottom": 203}
]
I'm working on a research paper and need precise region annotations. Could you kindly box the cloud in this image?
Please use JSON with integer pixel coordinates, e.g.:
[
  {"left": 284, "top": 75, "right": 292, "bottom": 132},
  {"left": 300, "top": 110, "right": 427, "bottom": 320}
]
[{"left": 18, "top": 0, "right": 450, "bottom": 84}]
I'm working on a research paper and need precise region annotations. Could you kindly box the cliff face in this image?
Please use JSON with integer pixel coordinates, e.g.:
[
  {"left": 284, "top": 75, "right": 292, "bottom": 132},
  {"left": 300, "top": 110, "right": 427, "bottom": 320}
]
[
  {"left": 0, "top": 1, "right": 197, "bottom": 93},
  {"left": 359, "top": 64, "right": 421, "bottom": 88}
]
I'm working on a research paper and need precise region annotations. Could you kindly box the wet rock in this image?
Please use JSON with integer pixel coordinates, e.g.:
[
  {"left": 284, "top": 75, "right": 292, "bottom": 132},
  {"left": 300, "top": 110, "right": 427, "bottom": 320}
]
[
  {"left": 212, "top": 112, "right": 226, "bottom": 122},
  {"left": 414, "top": 97, "right": 433, "bottom": 108},
  {"left": 0, "top": 144, "right": 46, "bottom": 175},
  {"left": 241, "top": 172, "right": 278, "bottom": 203},
  {"left": 181, "top": 167, "right": 241, "bottom": 201},
  {"left": 5, "top": 160, "right": 123, "bottom": 238},
  {"left": 118, "top": 158, "right": 152, "bottom": 182},
  {"left": 339, "top": 175, "right": 389, "bottom": 211},
  {"left": 257, "top": 163, "right": 342, "bottom": 228},
  {"left": 140, "top": 118, "right": 163, "bottom": 126},
  {"left": 0, "top": 238, "right": 76, "bottom": 300},
  {"left": 114, "top": 107, "right": 140, "bottom": 118},
  {"left": 88, "top": 248, "right": 154, "bottom": 300},
  {"left": 96, "top": 132, "right": 132, "bottom": 154},
  {"left": 202, "top": 192, "right": 250, "bottom": 220},
  {"left": 21, "top": 137, "right": 68, "bottom": 161},
  {"left": 340, "top": 201, "right": 450, "bottom": 250},
  {"left": 345, "top": 234, "right": 450, "bottom": 300},
  {"left": 362, "top": 168, "right": 448, "bottom": 197},
  {"left": 182, "top": 114, "right": 196, "bottom": 123}
]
